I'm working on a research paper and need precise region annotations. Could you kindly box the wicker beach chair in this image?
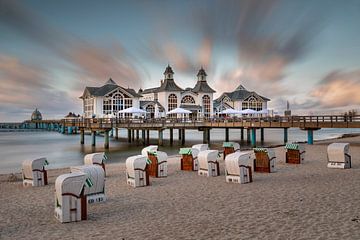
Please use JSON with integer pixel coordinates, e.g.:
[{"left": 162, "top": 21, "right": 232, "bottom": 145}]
[
  {"left": 285, "top": 143, "right": 305, "bottom": 164},
  {"left": 327, "top": 143, "right": 351, "bottom": 169},
  {"left": 223, "top": 142, "right": 241, "bottom": 160},
  {"left": 70, "top": 165, "right": 106, "bottom": 204},
  {"left": 253, "top": 148, "right": 276, "bottom": 173},
  {"left": 126, "top": 155, "right": 150, "bottom": 187},
  {"left": 22, "top": 158, "right": 49, "bottom": 187},
  {"left": 84, "top": 152, "right": 107, "bottom": 175},
  {"left": 179, "top": 148, "right": 200, "bottom": 171},
  {"left": 225, "top": 152, "right": 253, "bottom": 184},
  {"left": 198, "top": 150, "right": 220, "bottom": 177},
  {"left": 54, "top": 172, "right": 88, "bottom": 223},
  {"left": 142, "top": 146, "right": 167, "bottom": 177}
]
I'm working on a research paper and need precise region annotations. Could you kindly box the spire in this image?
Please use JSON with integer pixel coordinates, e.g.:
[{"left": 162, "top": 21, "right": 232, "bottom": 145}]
[
  {"left": 105, "top": 78, "right": 117, "bottom": 85},
  {"left": 163, "top": 64, "right": 174, "bottom": 79},
  {"left": 197, "top": 67, "right": 207, "bottom": 81}
]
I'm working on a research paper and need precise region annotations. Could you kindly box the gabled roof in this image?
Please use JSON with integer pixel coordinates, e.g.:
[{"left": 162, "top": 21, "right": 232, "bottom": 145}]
[
  {"left": 80, "top": 78, "right": 142, "bottom": 98},
  {"left": 164, "top": 65, "right": 174, "bottom": 74},
  {"left": 141, "top": 87, "right": 160, "bottom": 94},
  {"left": 158, "top": 79, "right": 183, "bottom": 92},
  {"left": 215, "top": 85, "right": 270, "bottom": 102},
  {"left": 140, "top": 100, "right": 165, "bottom": 111},
  {"left": 192, "top": 81, "right": 216, "bottom": 93},
  {"left": 197, "top": 67, "right": 207, "bottom": 77}
]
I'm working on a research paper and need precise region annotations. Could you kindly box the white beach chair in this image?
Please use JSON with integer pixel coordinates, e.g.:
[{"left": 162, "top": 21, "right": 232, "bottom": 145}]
[
  {"left": 327, "top": 143, "right": 351, "bottom": 169},
  {"left": 22, "top": 158, "right": 48, "bottom": 187},
  {"left": 198, "top": 150, "right": 220, "bottom": 177},
  {"left": 225, "top": 152, "right": 253, "bottom": 184},
  {"left": 192, "top": 144, "right": 209, "bottom": 152},
  {"left": 141, "top": 145, "right": 158, "bottom": 157},
  {"left": 70, "top": 165, "right": 106, "bottom": 204},
  {"left": 253, "top": 148, "right": 276, "bottom": 173},
  {"left": 84, "top": 152, "right": 107, "bottom": 174},
  {"left": 126, "top": 155, "right": 149, "bottom": 187},
  {"left": 54, "top": 172, "right": 88, "bottom": 223}
]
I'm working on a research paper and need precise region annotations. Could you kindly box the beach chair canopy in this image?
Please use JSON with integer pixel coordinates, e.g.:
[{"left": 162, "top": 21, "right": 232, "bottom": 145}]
[
  {"left": 70, "top": 165, "right": 105, "bottom": 196},
  {"left": 223, "top": 142, "right": 240, "bottom": 151},
  {"left": 22, "top": 158, "right": 47, "bottom": 178},
  {"left": 225, "top": 152, "right": 252, "bottom": 175},
  {"left": 198, "top": 150, "right": 219, "bottom": 169},
  {"left": 156, "top": 151, "right": 168, "bottom": 162},
  {"left": 84, "top": 152, "right": 107, "bottom": 165},
  {"left": 126, "top": 155, "right": 147, "bottom": 178},
  {"left": 141, "top": 145, "right": 158, "bottom": 156},
  {"left": 192, "top": 144, "right": 209, "bottom": 152},
  {"left": 327, "top": 143, "right": 350, "bottom": 163},
  {"left": 55, "top": 172, "right": 87, "bottom": 205}
]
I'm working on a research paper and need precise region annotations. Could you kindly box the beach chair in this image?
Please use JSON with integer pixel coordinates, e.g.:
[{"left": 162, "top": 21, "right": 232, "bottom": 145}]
[
  {"left": 253, "top": 148, "right": 276, "bottom": 173},
  {"left": 192, "top": 144, "right": 209, "bottom": 152},
  {"left": 126, "top": 155, "right": 150, "bottom": 187},
  {"left": 198, "top": 150, "right": 220, "bottom": 177},
  {"left": 285, "top": 143, "right": 305, "bottom": 164},
  {"left": 54, "top": 172, "right": 88, "bottom": 223},
  {"left": 22, "top": 158, "right": 49, "bottom": 187},
  {"left": 225, "top": 152, "right": 253, "bottom": 184},
  {"left": 143, "top": 147, "right": 168, "bottom": 178},
  {"left": 84, "top": 152, "right": 107, "bottom": 175},
  {"left": 179, "top": 148, "right": 200, "bottom": 171},
  {"left": 141, "top": 145, "right": 158, "bottom": 157},
  {"left": 70, "top": 165, "right": 106, "bottom": 204},
  {"left": 327, "top": 143, "right": 351, "bottom": 169},
  {"left": 223, "top": 142, "right": 240, "bottom": 160}
]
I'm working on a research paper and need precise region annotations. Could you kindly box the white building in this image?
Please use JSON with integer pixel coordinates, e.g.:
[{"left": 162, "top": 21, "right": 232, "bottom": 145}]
[
  {"left": 213, "top": 85, "right": 270, "bottom": 115},
  {"left": 80, "top": 78, "right": 141, "bottom": 118},
  {"left": 139, "top": 65, "right": 216, "bottom": 119}
]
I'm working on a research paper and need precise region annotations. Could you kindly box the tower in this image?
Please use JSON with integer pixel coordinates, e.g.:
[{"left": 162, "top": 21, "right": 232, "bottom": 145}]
[
  {"left": 197, "top": 67, "right": 207, "bottom": 82},
  {"left": 164, "top": 64, "right": 174, "bottom": 80}
]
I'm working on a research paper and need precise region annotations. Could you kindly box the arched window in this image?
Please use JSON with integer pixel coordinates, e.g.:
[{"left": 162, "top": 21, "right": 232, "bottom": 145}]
[
  {"left": 181, "top": 95, "right": 195, "bottom": 104},
  {"left": 168, "top": 94, "right": 177, "bottom": 118},
  {"left": 112, "top": 93, "right": 123, "bottom": 112},
  {"left": 202, "top": 95, "right": 211, "bottom": 118},
  {"left": 103, "top": 97, "right": 112, "bottom": 115},
  {"left": 146, "top": 104, "right": 155, "bottom": 118},
  {"left": 242, "top": 96, "right": 262, "bottom": 111}
]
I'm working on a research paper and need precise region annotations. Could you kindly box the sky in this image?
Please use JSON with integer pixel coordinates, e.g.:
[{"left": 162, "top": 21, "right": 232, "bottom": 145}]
[{"left": 0, "top": 0, "right": 360, "bottom": 121}]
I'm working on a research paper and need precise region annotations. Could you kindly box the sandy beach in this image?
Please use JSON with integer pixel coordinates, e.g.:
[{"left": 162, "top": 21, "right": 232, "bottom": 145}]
[{"left": 1, "top": 136, "right": 360, "bottom": 240}]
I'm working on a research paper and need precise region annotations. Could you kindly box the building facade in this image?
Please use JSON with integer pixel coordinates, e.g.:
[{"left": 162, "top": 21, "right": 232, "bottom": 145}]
[
  {"left": 213, "top": 85, "right": 270, "bottom": 115},
  {"left": 139, "top": 65, "right": 216, "bottom": 119},
  {"left": 80, "top": 78, "right": 141, "bottom": 118}
]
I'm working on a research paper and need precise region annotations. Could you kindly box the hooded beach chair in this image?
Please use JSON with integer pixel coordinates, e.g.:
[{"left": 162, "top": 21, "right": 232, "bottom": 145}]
[
  {"left": 223, "top": 142, "right": 240, "bottom": 160},
  {"left": 192, "top": 144, "right": 209, "bottom": 152},
  {"left": 198, "top": 150, "right": 220, "bottom": 177},
  {"left": 179, "top": 148, "right": 200, "bottom": 171},
  {"left": 285, "top": 143, "right": 305, "bottom": 164},
  {"left": 70, "top": 165, "right": 106, "bottom": 204},
  {"left": 253, "top": 148, "right": 276, "bottom": 173},
  {"left": 84, "top": 152, "right": 107, "bottom": 175},
  {"left": 327, "top": 143, "right": 351, "bottom": 169},
  {"left": 54, "top": 172, "right": 88, "bottom": 223},
  {"left": 126, "top": 155, "right": 150, "bottom": 187},
  {"left": 225, "top": 152, "right": 253, "bottom": 184},
  {"left": 22, "top": 158, "right": 49, "bottom": 187},
  {"left": 142, "top": 146, "right": 167, "bottom": 177}
]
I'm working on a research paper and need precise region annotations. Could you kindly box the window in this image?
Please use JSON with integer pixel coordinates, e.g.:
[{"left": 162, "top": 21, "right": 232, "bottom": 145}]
[
  {"left": 146, "top": 104, "right": 155, "bottom": 118},
  {"left": 102, "top": 89, "right": 133, "bottom": 117},
  {"left": 103, "top": 97, "right": 112, "bottom": 115},
  {"left": 181, "top": 95, "right": 195, "bottom": 104},
  {"left": 242, "top": 96, "right": 262, "bottom": 111},
  {"left": 202, "top": 95, "right": 211, "bottom": 118},
  {"left": 112, "top": 94, "right": 123, "bottom": 112},
  {"left": 84, "top": 97, "right": 94, "bottom": 118},
  {"left": 168, "top": 94, "right": 177, "bottom": 118}
]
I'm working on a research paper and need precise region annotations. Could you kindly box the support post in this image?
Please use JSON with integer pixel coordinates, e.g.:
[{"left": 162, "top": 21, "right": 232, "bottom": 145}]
[
  {"left": 115, "top": 128, "right": 118, "bottom": 139},
  {"left": 136, "top": 129, "right": 139, "bottom": 141},
  {"left": 251, "top": 128, "right": 256, "bottom": 148},
  {"left": 158, "top": 130, "right": 163, "bottom": 146},
  {"left": 307, "top": 129, "right": 313, "bottom": 145},
  {"left": 110, "top": 128, "right": 114, "bottom": 137},
  {"left": 181, "top": 129, "right": 185, "bottom": 145},
  {"left": 128, "top": 129, "right": 131, "bottom": 143},
  {"left": 132, "top": 129, "right": 135, "bottom": 142},
  {"left": 91, "top": 131, "right": 96, "bottom": 146},
  {"left": 104, "top": 130, "right": 109, "bottom": 149},
  {"left": 178, "top": 129, "right": 182, "bottom": 140},
  {"left": 203, "top": 129, "right": 207, "bottom": 144},
  {"left": 146, "top": 130, "right": 150, "bottom": 144},
  {"left": 225, "top": 128, "right": 229, "bottom": 142},
  {"left": 169, "top": 128, "right": 173, "bottom": 145},
  {"left": 260, "top": 128, "right": 264, "bottom": 142},
  {"left": 241, "top": 128, "right": 244, "bottom": 141},
  {"left": 80, "top": 129, "right": 85, "bottom": 144},
  {"left": 284, "top": 128, "right": 288, "bottom": 144},
  {"left": 142, "top": 130, "right": 146, "bottom": 145},
  {"left": 247, "top": 128, "right": 251, "bottom": 143}
]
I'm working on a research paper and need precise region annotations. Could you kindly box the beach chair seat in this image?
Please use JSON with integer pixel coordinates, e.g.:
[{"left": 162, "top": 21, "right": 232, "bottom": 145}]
[
  {"left": 84, "top": 152, "right": 107, "bottom": 175},
  {"left": 54, "top": 172, "right": 88, "bottom": 223},
  {"left": 327, "top": 143, "right": 351, "bottom": 169},
  {"left": 253, "top": 148, "right": 276, "bottom": 173},
  {"left": 70, "top": 165, "right": 106, "bottom": 204},
  {"left": 179, "top": 148, "right": 200, "bottom": 171},
  {"left": 126, "top": 155, "right": 150, "bottom": 187},
  {"left": 198, "top": 150, "right": 220, "bottom": 177},
  {"left": 285, "top": 143, "right": 305, "bottom": 164},
  {"left": 22, "top": 158, "right": 48, "bottom": 187},
  {"left": 225, "top": 152, "right": 253, "bottom": 184},
  {"left": 146, "top": 150, "right": 168, "bottom": 178},
  {"left": 223, "top": 142, "right": 241, "bottom": 160}
]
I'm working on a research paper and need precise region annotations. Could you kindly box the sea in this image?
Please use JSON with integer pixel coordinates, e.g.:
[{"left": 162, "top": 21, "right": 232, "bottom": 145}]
[{"left": 1, "top": 128, "right": 360, "bottom": 174}]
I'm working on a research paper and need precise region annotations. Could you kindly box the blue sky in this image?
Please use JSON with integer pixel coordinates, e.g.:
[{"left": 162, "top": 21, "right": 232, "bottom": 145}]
[{"left": 1, "top": 0, "right": 360, "bottom": 121}]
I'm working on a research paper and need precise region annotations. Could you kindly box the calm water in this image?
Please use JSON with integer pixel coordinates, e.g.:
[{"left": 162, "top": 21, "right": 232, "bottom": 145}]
[{"left": 1, "top": 128, "right": 360, "bottom": 174}]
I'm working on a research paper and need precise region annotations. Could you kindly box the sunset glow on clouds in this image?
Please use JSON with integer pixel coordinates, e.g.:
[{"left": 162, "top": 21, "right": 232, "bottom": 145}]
[{"left": 0, "top": 0, "right": 360, "bottom": 121}]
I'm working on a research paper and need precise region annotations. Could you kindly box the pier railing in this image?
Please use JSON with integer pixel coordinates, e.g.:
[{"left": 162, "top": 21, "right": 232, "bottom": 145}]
[{"left": 60, "top": 115, "right": 360, "bottom": 130}]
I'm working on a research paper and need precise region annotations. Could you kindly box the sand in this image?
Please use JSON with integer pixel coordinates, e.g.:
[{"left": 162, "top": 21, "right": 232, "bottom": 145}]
[{"left": 1, "top": 137, "right": 360, "bottom": 239}]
